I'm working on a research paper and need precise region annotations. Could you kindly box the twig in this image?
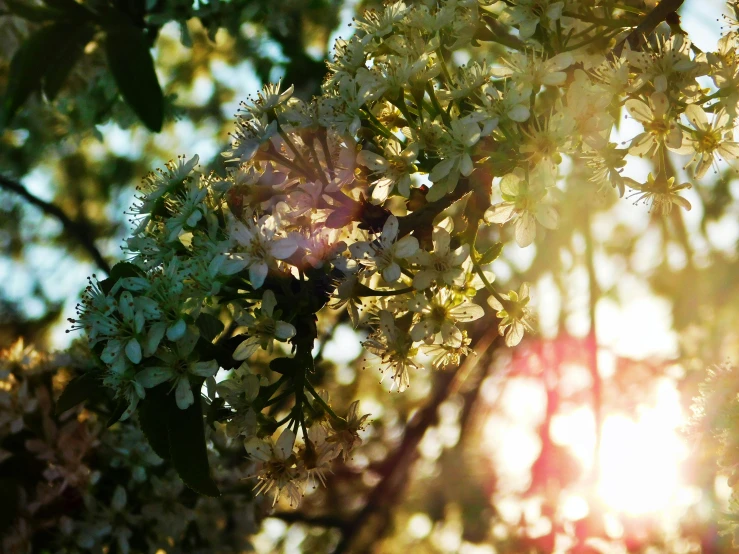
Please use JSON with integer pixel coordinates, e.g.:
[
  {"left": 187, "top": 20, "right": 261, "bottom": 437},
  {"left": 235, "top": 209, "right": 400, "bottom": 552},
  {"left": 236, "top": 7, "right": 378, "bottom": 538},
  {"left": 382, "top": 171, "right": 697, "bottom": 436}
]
[
  {"left": 331, "top": 327, "right": 498, "bottom": 554},
  {"left": 0, "top": 174, "right": 111, "bottom": 273},
  {"left": 269, "top": 511, "right": 345, "bottom": 528},
  {"left": 611, "top": 0, "right": 685, "bottom": 57}
]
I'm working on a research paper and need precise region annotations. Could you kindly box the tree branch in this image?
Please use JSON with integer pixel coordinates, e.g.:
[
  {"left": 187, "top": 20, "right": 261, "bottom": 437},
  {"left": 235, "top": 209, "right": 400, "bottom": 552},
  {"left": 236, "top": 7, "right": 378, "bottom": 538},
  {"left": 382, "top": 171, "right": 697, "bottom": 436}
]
[
  {"left": 0, "top": 174, "right": 111, "bottom": 274},
  {"left": 612, "top": 0, "right": 685, "bottom": 57},
  {"left": 331, "top": 328, "right": 498, "bottom": 554}
]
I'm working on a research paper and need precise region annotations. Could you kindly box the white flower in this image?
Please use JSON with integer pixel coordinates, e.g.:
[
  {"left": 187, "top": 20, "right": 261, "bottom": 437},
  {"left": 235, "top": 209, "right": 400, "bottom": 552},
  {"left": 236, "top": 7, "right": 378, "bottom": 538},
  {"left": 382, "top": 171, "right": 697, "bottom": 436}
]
[
  {"left": 408, "top": 289, "right": 484, "bottom": 347},
  {"left": 357, "top": 141, "right": 419, "bottom": 202},
  {"left": 136, "top": 330, "right": 219, "bottom": 410},
  {"left": 484, "top": 169, "right": 558, "bottom": 248},
  {"left": 498, "top": 0, "right": 564, "bottom": 39},
  {"left": 428, "top": 119, "right": 481, "bottom": 200},
  {"left": 245, "top": 429, "right": 303, "bottom": 507},
  {"left": 682, "top": 104, "right": 739, "bottom": 179},
  {"left": 233, "top": 290, "right": 296, "bottom": 360},
  {"left": 410, "top": 227, "right": 469, "bottom": 290},
  {"left": 487, "top": 283, "right": 535, "bottom": 347},
  {"left": 363, "top": 310, "right": 419, "bottom": 391},
  {"left": 349, "top": 215, "right": 418, "bottom": 282},
  {"left": 625, "top": 92, "right": 686, "bottom": 159},
  {"left": 219, "top": 215, "right": 298, "bottom": 288}
]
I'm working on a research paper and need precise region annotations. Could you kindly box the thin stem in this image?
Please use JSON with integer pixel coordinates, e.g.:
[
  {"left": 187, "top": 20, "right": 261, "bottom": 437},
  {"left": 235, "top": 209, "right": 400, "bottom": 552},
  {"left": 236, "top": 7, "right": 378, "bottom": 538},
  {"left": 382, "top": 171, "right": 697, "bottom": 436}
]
[
  {"left": 360, "top": 109, "right": 400, "bottom": 142},
  {"left": 358, "top": 286, "right": 414, "bottom": 297},
  {"left": 277, "top": 127, "right": 318, "bottom": 180},
  {"left": 473, "top": 261, "right": 507, "bottom": 306},
  {"left": 425, "top": 83, "right": 451, "bottom": 126},
  {"left": 318, "top": 129, "right": 336, "bottom": 180},
  {"left": 265, "top": 388, "right": 295, "bottom": 407},
  {"left": 306, "top": 138, "right": 329, "bottom": 186},
  {"left": 305, "top": 381, "right": 344, "bottom": 422}
]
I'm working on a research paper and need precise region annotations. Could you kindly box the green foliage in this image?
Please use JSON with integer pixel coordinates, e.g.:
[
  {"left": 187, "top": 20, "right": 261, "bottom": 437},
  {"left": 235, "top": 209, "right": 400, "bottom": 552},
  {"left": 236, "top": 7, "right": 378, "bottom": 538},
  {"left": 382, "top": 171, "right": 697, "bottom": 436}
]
[
  {"left": 139, "top": 382, "right": 219, "bottom": 496},
  {"left": 55, "top": 370, "right": 105, "bottom": 415},
  {"left": 104, "top": 23, "right": 164, "bottom": 132}
]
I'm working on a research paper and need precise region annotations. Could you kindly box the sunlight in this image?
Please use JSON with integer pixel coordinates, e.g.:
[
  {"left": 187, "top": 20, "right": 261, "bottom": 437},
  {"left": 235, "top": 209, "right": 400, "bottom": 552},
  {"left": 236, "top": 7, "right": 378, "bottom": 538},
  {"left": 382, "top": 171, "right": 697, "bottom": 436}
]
[{"left": 596, "top": 381, "right": 688, "bottom": 515}]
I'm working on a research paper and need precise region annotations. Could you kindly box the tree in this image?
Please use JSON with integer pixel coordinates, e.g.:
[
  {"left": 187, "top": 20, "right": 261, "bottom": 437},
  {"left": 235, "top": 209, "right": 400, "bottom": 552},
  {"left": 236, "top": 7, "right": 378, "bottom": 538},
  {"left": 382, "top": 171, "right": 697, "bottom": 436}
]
[{"left": 3, "top": 0, "right": 739, "bottom": 552}]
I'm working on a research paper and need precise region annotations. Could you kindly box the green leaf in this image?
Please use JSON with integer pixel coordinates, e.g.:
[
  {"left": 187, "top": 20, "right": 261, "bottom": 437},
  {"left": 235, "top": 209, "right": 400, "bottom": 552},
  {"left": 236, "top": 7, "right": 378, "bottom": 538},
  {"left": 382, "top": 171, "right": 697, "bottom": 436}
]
[
  {"left": 2, "top": 23, "right": 71, "bottom": 124},
  {"left": 104, "top": 24, "right": 164, "bottom": 132},
  {"left": 110, "top": 261, "right": 145, "bottom": 280},
  {"left": 43, "top": 24, "right": 95, "bottom": 100},
  {"left": 138, "top": 385, "right": 171, "bottom": 460},
  {"left": 56, "top": 372, "right": 103, "bottom": 415},
  {"left": 270, "top": 357, "right": 298, "bottom": 375},
  {"left": 478, "top": 242, "right": 503, "bottom": 265},
  {"left": 196, "top": 313, "right": 225, "bottom": 343},
  {"left": 107, "top": 398, "right": 128, "bottom": 427},
  {"left": 101, "top": 261, "right": 145, "bottom": 294},
  {"left": 167, "top": 389, "right": 220, "bottom": 497}
]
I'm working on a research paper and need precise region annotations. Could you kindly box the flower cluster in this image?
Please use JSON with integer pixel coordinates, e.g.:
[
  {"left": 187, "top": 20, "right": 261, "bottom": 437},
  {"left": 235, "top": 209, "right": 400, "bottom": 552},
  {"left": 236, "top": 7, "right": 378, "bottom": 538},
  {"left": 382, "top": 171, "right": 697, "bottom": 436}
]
[
  {"left": 0, "top": 340, "right": 262, "bottom": 553},
  {"left": 68, "top": 0, "right": 739, "bottom": 507}
]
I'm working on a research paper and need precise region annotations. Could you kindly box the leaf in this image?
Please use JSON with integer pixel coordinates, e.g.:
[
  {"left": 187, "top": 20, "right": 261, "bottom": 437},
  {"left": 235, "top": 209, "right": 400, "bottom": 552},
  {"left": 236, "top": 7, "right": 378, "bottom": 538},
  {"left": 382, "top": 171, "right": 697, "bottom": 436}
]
[
  {"left": 5, "top": 0, "right": 64, "bottom": 21},
  {"left": 104, "top": 24, "right": 164, "bottom": 132},
  {"left": 196, "top": 313, "right": 225, "bottom": 343},
  {"left": 478, "top": 242, "right": 503, "bottom": 265},
  {"left": 107, "top": 398, "right": 127, "bottom": 427},
  {"left": 138, "top": 385, "right": 171, "bottom": 460},
  {"left": 167, "top": 388, "right": 220, "bottom": 497},
  {"left": 270, "top": 357, "right": 298, "bottom": 375},
  {"left": 43, "top": 24, "right": 95, "bottom": 100},
  {"left": 0, "top": 479, "right": 20, "bottom": 535},
  {"left": 110, "top": 261, "right": 146, "bottom": 280},
  {"left": 56, "top": 372, "right": 103, "bottom": 415},
  {"left": 42, "top": 0, "right": 91, "bottom": 16},
  {"left": 101, "top": 261, "right": 145, "bottom": 294},
  {"left": 2, "top": 23, "right": 72, "bottom": 124}
]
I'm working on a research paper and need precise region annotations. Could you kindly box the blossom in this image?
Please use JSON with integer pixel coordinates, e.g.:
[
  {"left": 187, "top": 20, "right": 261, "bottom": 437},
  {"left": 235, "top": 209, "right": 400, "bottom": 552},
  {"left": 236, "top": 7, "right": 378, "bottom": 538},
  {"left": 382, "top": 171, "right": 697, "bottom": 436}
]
[
  {"left": 422, "top": 331, "right": 473, "bottom": 370},
  {"left": 628, "top": 172, "right": 692, "bottom": 215},
  {"left": 363, "top": 310, "right": 419, "bottom": 391},
  {"left": 408, "top": 289, "right": 484, "bottom": 347},
  {"left": 625, "top": 92, "right": 686, "bottom": 159},
  {"left": 682, "top": 104, "right": 739, "bottom": 179},
  {"left": 357, "top": 141, "right": 419, "bottom": 202},
  {"left": 428, "top": 119, "right": 481, "bottom": 200},
  {"left": 218, "top": 215, "right": 298, "bottom": 288},
  {"left": 136, "top": 331, "right": 219, "bottom": 410},
  {"left": 216, "top": 365, "right": 262, "bottom": 438},
  {"left": 232, "top": 290, "right": 296, "bottom": 360},
  {"left": 410, "top": 227, "right": 469, "bottom": 289},
  {"left": 497, "top": 0, "right": 564, "bottom": 40},
  {"left": 326, "top": 400, "right": 370, "bottom": 461},
  {"left": 484, "top": 169, "right": 558, "bottom": 248},
  {"left": 487, "top": 283, "right": 535, "bottom": 347},
  {"left": 492, "top": 50, "right": 574, "bottom": 92},
  {"left": 245, "top": 429, "right": 303, "bottom": 507},
  {"left": 349, "top": 215, "right": 418, "bottom": 283},
  {"left": 628, "top": 33, "right": 697, "bottom": 93}
]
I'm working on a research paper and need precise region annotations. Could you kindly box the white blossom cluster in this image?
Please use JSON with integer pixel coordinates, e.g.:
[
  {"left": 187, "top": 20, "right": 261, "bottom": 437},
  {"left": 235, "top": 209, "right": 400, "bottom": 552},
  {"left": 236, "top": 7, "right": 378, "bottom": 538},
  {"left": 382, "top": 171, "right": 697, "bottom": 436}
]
[
  {"left": 69, "top": 0, "right": 739, "bottom": 506},
  {"left": 0, "top": 340, "right": 260, "bottom": 553}
]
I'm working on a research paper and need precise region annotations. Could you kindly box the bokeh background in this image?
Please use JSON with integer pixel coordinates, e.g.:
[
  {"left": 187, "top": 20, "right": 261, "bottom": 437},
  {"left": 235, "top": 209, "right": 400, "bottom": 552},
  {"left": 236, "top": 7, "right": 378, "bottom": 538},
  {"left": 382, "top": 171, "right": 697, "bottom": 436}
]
[{"left": 3, "top": 0, "right": 739, "bottom": 552}]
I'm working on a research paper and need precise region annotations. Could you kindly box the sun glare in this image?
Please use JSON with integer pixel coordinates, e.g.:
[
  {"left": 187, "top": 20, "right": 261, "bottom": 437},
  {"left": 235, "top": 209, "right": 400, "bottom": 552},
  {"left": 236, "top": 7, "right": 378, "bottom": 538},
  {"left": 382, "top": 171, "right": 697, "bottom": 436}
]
[{"left": 596, "top": 381, "right": 689, "bottom": 515}]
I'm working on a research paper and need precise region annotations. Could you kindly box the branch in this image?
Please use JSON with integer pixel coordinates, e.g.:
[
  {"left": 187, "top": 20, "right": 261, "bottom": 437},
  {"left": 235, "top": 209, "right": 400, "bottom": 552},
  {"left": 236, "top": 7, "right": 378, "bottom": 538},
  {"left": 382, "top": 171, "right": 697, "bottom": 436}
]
[
  {"left": 612, "top": 0, "right": 685, "bottom": 57},
  {"left": 331, "top": 328, "right": 498, "bottom": 554},
  {"left": 0, "top": 174, "right": 111, "bottom": 274},
  {"left": 269, "top": 511, "right": 345, "bottom": 528}
]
